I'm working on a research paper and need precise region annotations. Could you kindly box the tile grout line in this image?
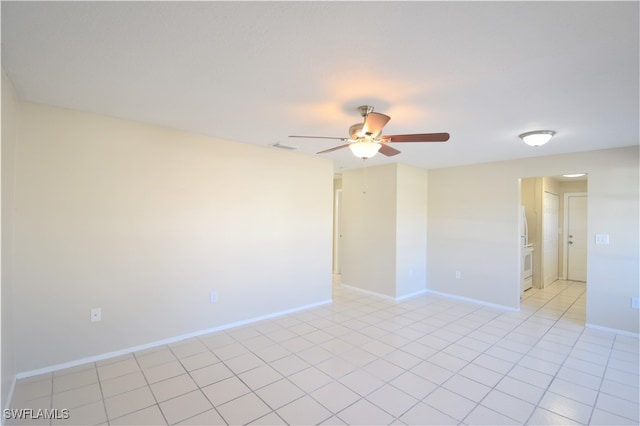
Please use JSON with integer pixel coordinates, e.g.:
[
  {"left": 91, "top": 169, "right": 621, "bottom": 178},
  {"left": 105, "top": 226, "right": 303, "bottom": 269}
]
[
  {"left": 587, "top": 332, "right": 624, "bottom": 425},
  {"left": 125, "top": 349, "right": 169, "bottom": 426},
  {"left": 10, "top": 281, "right": 638, "bottom": 426},
  {"left": 92, "top": 362, "right": 110, "bottom": 426},
  {"left": 517, "top": 283, "right": 587, "bottom": 425},
  {"left": 519, "top": 281, "right": 612, "bottom": 424},
  {"left": 166, "top": 344, "right": 229, "bottom": 425}
]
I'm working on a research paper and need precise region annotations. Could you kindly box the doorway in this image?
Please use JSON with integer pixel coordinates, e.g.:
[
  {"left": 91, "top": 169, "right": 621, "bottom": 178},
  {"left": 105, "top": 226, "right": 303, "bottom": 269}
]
[{"left": 520, "top": 175, "right": 588, "bottom": 290}]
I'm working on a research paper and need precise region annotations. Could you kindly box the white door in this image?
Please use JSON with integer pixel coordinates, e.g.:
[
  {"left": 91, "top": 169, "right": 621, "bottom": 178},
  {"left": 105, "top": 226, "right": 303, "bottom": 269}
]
[
  {"left": 567, "top": 195, "right": 587, "bottom": 282},
  {"left": 543, "top": 191, "right": 559, "bottom": 287}
]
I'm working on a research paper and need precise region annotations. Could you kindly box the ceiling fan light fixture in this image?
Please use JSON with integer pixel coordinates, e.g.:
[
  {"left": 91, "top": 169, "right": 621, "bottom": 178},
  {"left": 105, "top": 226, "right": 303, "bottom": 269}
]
[
  {"left": 349, "top": 140, "right": 381, "bottom": 159},
  {"left": 519, "top": 130, "right": 555, "bottom": 147},
  {"left": 289, "top": 105, "right": 451, "bottom": 158}
]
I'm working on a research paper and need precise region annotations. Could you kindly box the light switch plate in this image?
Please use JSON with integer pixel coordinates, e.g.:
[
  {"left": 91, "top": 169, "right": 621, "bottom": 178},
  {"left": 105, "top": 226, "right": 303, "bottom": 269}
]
[{"left": 595, "top": 234, "right": 610, "bottom": 244}]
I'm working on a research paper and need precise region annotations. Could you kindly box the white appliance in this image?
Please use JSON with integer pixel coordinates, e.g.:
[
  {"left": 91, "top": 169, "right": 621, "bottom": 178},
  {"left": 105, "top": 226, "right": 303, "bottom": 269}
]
[
  {"left": 521, "top": 206, "right": 533, "bottom": 293},
  {"left": 522, "top": 246, "right": 534, "bottom": 293}
]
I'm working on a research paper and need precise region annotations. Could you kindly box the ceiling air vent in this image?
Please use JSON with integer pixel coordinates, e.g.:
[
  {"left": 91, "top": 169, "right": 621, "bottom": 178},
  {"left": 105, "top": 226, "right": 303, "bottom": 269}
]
[{"left": 271, "top": 142, "right": 297, "bottom": 150}]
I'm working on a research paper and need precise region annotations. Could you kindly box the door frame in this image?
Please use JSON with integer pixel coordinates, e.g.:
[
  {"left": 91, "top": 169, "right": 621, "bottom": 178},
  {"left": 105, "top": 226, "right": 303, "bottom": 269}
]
[
  {"left": 563, "top": 192, "right": 587, "bottom": 280},
  {"left": 332, "top": 189, "right": 342, "bottom": 274}
]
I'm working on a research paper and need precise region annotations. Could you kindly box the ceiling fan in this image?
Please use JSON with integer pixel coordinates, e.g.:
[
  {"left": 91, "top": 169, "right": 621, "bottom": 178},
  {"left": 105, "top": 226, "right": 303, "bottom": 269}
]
[{"left": 289, "top": 105, "right": 450, "bottom": 159}]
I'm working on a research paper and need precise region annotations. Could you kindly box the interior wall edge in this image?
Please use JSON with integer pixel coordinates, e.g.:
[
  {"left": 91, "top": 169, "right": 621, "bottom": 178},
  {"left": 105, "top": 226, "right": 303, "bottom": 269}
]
[{"left": 1, "top": 68, "right": 20, "bottom": 414}]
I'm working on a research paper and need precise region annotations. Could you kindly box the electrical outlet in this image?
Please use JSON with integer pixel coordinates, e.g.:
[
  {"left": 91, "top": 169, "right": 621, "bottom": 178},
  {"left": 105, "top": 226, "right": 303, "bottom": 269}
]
[
  {"left": 210, "top": 291, "right": 218, "bottom": 304},
  {"left": 455, "top": 271, "right": 461, "bottom": 280},
  {"left": 91, "top": 308, "right": 102, "bottom": 322},
  {"left": 632, "top": 297, "right": 640, "bottom": 309}
]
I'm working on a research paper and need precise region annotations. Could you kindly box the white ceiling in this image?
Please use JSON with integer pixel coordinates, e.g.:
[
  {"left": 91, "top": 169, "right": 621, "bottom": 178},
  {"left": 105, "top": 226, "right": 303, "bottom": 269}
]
[{"left": 2, "top": 1, "right": 638, "bottom": 173}]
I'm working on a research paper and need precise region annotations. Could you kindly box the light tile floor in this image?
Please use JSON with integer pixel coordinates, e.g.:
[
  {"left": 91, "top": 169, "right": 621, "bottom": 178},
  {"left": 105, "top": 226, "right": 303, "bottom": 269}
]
[{"left": 8, "top": 280, "right": 639, "bottom": 425}]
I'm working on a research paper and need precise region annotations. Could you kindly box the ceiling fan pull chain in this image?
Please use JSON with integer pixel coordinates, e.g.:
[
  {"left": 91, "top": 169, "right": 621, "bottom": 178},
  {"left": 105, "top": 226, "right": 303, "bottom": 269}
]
[{"left": 362, "top": 159, "right": 369, "bottom": 194}]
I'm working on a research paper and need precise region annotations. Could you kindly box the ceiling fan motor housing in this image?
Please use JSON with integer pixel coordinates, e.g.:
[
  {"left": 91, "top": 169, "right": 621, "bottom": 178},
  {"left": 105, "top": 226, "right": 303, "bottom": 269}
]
[
  {"left": 350, "top": 105, "right": 384, "bottom": 138},
  {"left": 349, "top": 123, "right": 365, "bottom": 139},
  {"left": 357, "top": 105, "right": 375, "bottom": 117}
]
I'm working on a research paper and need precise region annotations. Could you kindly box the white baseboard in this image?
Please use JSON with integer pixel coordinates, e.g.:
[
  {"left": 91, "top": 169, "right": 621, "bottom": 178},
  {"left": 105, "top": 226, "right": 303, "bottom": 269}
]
[
  {"left": 340, "top": 284, "right": 397, "bottom": 301},
  {"left": 14, "top": 299, "right": 332, "bottom": 381},
  {"left": 585, "top": 323, "right": 640, "bottom": 338},
  {"left": 339, "top": 284, "right": 517, "bottom": 310},
  {"left": 396, "top": 289, "right": 428, "bottom": 301},
  {"left": 425, "top": 289, "right": 520, "bottom": 312},
  {"left": 340, "top": 284, "right": 427, "bottom": 302}
]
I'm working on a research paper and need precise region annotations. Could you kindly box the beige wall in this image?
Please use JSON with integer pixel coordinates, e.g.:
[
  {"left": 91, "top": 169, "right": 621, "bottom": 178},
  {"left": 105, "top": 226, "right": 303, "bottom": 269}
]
[
  {"left": 560, "top": 179, "right": 588, "bottom": 194},
  {"left": 2, "top": 72, "right": 19, "bottom": 407},
  {"left": 428, "top": 146, "right": 639, "bottom": 333},
  {"left": 341, "top": 163, "right": 428, "bottom": 299},
  {"left": 428, "top": 162, "right": 521, "bottom": 308},
  {"left": 10, "top": 102, "right": 334, "bottom": 373},
  {"left": 585, "top": 152, "right": 638, "bottom": 333},
  {"left": 395, "top": 164, "right": 428, "bottom": 298},
  {"left": 341, "top": 164, "right": 397, "bottom": 297}
]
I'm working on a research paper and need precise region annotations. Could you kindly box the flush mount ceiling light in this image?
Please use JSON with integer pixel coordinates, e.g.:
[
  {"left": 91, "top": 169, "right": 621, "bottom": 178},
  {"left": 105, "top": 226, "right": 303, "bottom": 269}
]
[
  {"left": 519, "top": 130, "right": 556, "bottom": 147},
  {"left": 563, "top": 173, "right": 586, "bottom": 178}
]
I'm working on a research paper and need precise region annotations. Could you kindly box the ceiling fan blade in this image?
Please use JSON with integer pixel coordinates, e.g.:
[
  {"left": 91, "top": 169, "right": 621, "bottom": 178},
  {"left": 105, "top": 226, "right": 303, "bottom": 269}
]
[
  {"left": 362, "top": 112, "right": 391, "bottom": 137},
  {"left": 379, "top": 144, "right": 401, "bottom": 157},
  {"left": 386, "top": 133, "right": 450, "bottom": 143},
  {"left": 317, "top": 144, "right": 351, "bottom": 154},
  {"left": 289, "top": 135, "right": 348, "bottom": 141}
]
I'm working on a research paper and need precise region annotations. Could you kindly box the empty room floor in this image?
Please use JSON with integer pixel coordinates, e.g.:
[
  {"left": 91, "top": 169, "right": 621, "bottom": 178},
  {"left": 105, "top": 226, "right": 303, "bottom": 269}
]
[{"left": 8, "top": 280, "right": 639, "bottom": 425}]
